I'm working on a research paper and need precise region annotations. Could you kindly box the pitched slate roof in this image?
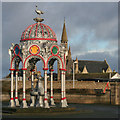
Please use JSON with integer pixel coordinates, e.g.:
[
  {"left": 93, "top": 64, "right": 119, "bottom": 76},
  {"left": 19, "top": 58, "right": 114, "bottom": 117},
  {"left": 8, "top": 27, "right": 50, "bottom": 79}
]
[{"left": 78, "top": 60, "right": 108, "bottom": 73}]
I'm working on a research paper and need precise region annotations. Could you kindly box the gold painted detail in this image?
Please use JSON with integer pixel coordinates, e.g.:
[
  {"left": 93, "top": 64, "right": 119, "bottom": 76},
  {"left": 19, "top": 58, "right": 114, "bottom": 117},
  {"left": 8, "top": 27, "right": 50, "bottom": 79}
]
[{"left": 30, "top": 45, "right": 39, "bottom": 54}]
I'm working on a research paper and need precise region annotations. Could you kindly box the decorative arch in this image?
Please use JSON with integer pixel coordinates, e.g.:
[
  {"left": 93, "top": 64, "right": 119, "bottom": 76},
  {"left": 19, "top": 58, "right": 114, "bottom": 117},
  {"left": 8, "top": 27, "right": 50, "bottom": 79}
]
[
  {"left": 46, "top": 55, "right": 64, "bottom": 69},
  {"left": 11, "top": 55, "right": 23, "bottom": 69},
  {"left": 23, "top": 54, "right": 45, "bottom": 68}
]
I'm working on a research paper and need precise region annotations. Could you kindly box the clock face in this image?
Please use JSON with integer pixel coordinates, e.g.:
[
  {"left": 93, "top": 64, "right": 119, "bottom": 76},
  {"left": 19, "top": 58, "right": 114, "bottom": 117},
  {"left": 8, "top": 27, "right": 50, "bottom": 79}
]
[
  {"left": 14, "top": 45, "right": 20, "bottom": 56},
  {"left": 51, "top": 46, "right": 59, "bottom": 55},
  {"left": 30, "top": 45, "right": 40, "bottom": 55}
]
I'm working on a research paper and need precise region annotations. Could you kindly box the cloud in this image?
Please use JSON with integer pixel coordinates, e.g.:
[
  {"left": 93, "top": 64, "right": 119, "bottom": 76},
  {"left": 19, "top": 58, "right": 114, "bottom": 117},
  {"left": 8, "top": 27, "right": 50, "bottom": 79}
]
[
  {"left": 94, "top": 17, "right": 118, "bottom": 41},
  {"left": 2, "top": 0, "right": 119, "bottom": 2},
  {"left": 66, "top": 3, "right": 118, "bottom": 50},
  {"left": 72, "top": 47, "right": 118, "bottom": 57}
]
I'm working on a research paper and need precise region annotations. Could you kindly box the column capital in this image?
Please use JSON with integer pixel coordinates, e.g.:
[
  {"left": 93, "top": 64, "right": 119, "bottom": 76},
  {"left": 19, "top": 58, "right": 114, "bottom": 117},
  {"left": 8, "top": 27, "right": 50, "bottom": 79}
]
[
  {"left": 16, "top": 69, "right": 19, "bottom": 71},
  {"left": 31, "top": 69, "right": 35, "bottom": 72},
  {"left": 43, "top": 68, "right": 48, "bottom": 70},
  {"left": 49, "top": 69, "right": 54, "bottom": 72},
  {"left": 9, "top": 69, "right": 15, "bottom": 71},
  {"left": 59, "top": 68, "right": 67, "bottom": 71},
  {"left": 21, "top": 68, "right": 27, "bottom": 70}
]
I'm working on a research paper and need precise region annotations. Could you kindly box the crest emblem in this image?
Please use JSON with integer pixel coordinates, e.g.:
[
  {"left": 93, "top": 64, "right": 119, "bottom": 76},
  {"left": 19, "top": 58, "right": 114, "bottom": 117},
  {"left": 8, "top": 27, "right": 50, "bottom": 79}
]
[{"left": 30, "top": 45, "right": 40, "bottom": 55}]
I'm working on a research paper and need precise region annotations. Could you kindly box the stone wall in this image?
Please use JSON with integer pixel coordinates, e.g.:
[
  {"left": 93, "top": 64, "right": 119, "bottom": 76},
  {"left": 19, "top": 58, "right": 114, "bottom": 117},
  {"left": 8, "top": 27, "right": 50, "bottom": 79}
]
[
  {"left": 2, "top": 92, "right": 111, "bottom": 104},
  {"left": 3, "top": 81, "right": 109, "bottom": 90},
  {"left": 48, "top": 81, "right": 108, "bottom": 90},
  {"left": 2, "top": 80, "right": 120, "bottom": 105},
  {"left": 110, "top": 82, "right": 120, "bottom": 105}
]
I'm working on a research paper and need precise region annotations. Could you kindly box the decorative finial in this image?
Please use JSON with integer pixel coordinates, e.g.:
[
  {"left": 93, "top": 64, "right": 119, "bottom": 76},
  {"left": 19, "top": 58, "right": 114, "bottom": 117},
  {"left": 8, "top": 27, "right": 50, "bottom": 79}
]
[
  {"left": 35, "top": 5, "right": 44, "bottom": 16},
  {"left": 33, "top": 5, "right": 44, "bottom": 23},
  {"left": 64, "top": 17, "right": 65, "bottom": 23}
]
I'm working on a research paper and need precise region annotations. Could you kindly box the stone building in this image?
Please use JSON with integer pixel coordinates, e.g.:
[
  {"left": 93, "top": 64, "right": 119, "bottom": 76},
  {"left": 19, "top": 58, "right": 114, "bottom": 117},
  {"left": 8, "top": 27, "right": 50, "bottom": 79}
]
[{"left": 74, "top": 58, "right": 112, "bottom": 74}]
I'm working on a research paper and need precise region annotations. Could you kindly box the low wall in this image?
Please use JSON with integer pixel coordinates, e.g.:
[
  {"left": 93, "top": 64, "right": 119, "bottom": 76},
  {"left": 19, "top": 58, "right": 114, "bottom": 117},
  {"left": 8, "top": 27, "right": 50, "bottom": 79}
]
[
  {"left": 110, "top": 82, "right": 120, "bottom": 105},
  {"left": 2, "top": 80, "right": 109, "bottom": 94},
  {"left": 2, "top": 92, "right": 111, "bottom": 104},
  {"left": 1, "top": 80, "right": 120, "bottom": 105},
  {"left": 9, "top": 81, "right": 111, "bottom": 89}
]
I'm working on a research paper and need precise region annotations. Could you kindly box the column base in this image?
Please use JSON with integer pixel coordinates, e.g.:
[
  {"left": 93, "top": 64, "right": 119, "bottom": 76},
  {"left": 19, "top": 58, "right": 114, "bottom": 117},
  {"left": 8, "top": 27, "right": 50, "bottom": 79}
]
[
  {"left": 30, "top": 96, "right": 35, "bottom": 107},
  {"left": 50, "top": 98, "right": 55, "bottom": 106},
  {"left": 44, "top": 100, "right": 50, "bottom": 108},
  {"left": 9, "top": 99, "right": 15, "bottom": 107},
  {"left": 15, "top": 99, "right": 20, "bottom": 106},
  {"left": 60, "top": 99, "right": 67, "bottom": 108},
  {"left": 64, "top": 98, "right": 68, "bottom": 107},
  {"left": 30, "top": 103, "right": 35, "bottom": 107},
  {"left": 21, "top": 100, "right": 28, "bottom": 108}
]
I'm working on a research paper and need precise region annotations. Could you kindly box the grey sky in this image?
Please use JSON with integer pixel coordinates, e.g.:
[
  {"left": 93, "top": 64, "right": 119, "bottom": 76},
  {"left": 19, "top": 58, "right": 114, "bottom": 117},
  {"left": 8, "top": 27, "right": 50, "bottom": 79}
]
[
  {"left": 2, "top": 2, "right": 118, "bottom": 78},
  {"left": 1, "top": 0, "right": 120, "bottom": 2}
]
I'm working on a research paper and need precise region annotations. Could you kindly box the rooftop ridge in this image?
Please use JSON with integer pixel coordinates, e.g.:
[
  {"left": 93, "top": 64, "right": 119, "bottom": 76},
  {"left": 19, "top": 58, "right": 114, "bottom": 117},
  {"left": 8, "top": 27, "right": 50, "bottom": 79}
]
[{"left": 77, "top": 60, "right": 105, "bottom": 62}]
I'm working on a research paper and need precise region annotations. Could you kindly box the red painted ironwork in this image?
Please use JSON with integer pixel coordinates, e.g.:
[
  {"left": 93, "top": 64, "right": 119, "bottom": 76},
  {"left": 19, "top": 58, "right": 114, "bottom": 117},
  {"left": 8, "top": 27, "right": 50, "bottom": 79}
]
[
  {"left": 11, "top": 55, "right": 23, "bottom": 69},
  {"left": 16, "top": 69, "right": 19, "bottom": 71},
  {"left": 29, "top": 23, "right": 36, "bottom": 38},
  {"left": 23, "top": 25, "right": 33, "bottom": 39},
  {"left": 24, "top": 54, "right": 45, "bottom": 68},
  {"left": 22, "top": 98, "right": 26, "bottom": 101},
  {"left": 21, "top": 68, "right": 27, "bottom": 70},
  {"left": 21, "top": 38, "right": 57, "bottom": 41},
  {"left": 46, "top": 24, "right": 57, "bottom": 39},
  {"left": 61, "top": 98, "right": 64, "bottom": 100},
  {"left": 35, "top": 23, "right": 38, "bottom": 38},
  {"left": 103, "top": 81, "right": 110, "bottom": 93},
  {"left": 40, "top": 23, "right": 44, "bottom": 38},
  {"left": 9, "top": 69, "right": 15, "bottom": 71},
  {"left": 43, "top": 24, "right": 50, "bottom": 38},
  {"left": 46, "top": 55, "right": 64, "bottom": 68},
  {"left": 59, "top": 68, "right": 67, "bottom": 71},
  {"left": 43, "top": 68, "right": 48, "bottom": 70}
]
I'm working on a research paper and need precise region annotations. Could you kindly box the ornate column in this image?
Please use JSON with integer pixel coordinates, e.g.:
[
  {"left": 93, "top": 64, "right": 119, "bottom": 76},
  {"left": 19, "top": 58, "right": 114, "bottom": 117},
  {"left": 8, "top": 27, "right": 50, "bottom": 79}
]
[
  {"left": 21, "top": 68, "right": 28, "bottom": 108},
  {"left": 43, "top": 68, "right": 49, "bottom": 108},
  {"left": 60, "top": 69, "right": 66, "bottom": 107},
  {"left": 63, "top": 70, "right": 68, "bottom": 107},
  {"left": 9, "top": 69, "right": 15, "bottom": 107},
  {"left": 31, "top": 70, "right": 35, "bottom": 89},
  {"left": 30, "top": 69, "right": 35, "bottom": 107},
  {"left": 57, "top": 62, "right": 60, "bottom": 81},
  {"left": 50, "top": 69, "right": 55, "bottom": 106},
  {"left": 15, "top": 69, "right": 20, "bottom": 106}
]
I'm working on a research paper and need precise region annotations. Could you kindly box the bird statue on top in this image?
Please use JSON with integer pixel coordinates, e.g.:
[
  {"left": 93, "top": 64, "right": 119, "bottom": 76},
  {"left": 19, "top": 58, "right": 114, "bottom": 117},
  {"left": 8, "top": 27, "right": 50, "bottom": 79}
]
[
  {"left": 35, "top": 5, "right": 44, "bottom": 15},
  {"left": 33, "top": 5, "right": 44, "bottom": 23}
]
